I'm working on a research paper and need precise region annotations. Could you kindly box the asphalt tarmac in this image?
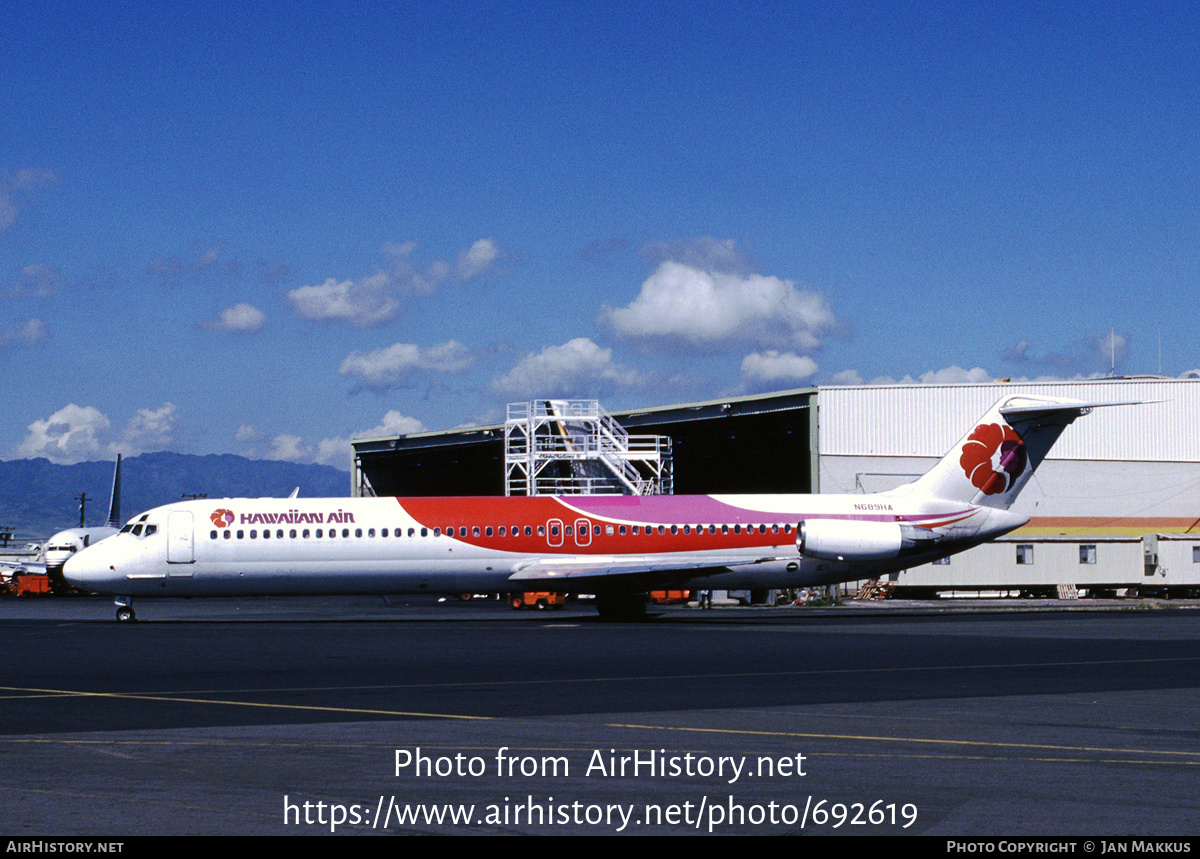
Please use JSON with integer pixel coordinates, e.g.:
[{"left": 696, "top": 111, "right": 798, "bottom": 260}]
[{"left": 2, "top": 595, "right": 1199, "bottom": 836}]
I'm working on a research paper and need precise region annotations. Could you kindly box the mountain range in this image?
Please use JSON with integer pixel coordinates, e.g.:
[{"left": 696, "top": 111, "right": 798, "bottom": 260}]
[{"left": 0, "top": 453, "right": 351, "bottom": 540}]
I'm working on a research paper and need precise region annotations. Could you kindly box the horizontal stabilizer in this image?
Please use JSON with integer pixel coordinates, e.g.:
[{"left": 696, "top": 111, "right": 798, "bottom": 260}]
[{"left": 998, "top": 399, "right": 1144, "bottom": 420}]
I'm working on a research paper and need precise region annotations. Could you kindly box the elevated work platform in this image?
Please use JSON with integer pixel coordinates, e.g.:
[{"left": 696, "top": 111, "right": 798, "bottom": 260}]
[{"left": 504, "top": 400, "right": 672, "bottom": 496}]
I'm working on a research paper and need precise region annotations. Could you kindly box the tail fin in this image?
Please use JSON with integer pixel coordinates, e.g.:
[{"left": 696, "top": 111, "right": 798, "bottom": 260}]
[
  {"left": 896, "top": 395, "right": 1111, "bottom": 509},
  {"left": 105, "top": 454, "right": 122, "bottom": 528}
]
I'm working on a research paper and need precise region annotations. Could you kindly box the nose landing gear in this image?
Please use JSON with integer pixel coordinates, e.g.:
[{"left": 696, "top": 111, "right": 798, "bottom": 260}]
[{"left": 115, "top": 596, "right": 136, "bottom": 623}]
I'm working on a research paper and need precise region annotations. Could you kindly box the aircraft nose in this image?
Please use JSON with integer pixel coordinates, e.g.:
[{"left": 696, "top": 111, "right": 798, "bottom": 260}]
[{"left": 62, "top": 548, "right": 116, "bottom": 593}]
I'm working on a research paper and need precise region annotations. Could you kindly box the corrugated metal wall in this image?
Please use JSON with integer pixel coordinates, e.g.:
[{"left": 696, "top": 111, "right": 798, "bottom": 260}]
[{"left": 819, "top": 379, "right": 1199, "bottom": 462}]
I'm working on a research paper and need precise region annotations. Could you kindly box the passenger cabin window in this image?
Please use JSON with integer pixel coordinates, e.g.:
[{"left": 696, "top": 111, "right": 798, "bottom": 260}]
[
  {"left": 1079, "top": 545, "right": 1097, "bottom": 564},
  {"left": 1016, "top": 544, "right": 1034, "bottom": 565}
]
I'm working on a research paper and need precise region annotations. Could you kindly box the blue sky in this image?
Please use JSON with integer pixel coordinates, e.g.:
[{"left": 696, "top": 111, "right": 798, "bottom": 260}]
[{"left": 3, "top": 1, "right": 1198, "bottom": 468}]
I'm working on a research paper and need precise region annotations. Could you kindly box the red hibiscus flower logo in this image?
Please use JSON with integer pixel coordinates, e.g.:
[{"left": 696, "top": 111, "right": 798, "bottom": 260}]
[
  {"left": 211, "top": 508, "right": 235, "bottom": 528},
  {"left": 959, "top": 423, "right": 1027, "bottom": 495}
]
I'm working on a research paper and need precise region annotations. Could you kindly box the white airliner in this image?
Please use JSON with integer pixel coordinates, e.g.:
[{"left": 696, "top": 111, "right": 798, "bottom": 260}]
[
  {"left": 43, "top": 455, "right": 122, "bottom": 588},
  {"left": 63, "top": 396, "right": 1120, "bottom": 621}
]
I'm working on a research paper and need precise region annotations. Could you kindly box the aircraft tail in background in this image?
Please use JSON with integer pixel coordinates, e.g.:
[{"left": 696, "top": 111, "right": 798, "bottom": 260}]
[{"left": 893, "top": 395, "right": 1133, "bottom": 510}]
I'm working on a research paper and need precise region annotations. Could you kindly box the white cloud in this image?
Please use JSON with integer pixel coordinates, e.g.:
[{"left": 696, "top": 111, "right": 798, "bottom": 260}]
[
  {"left": 313, "top": 437, "right": 350, "bottom": 466},
  {"left": 265, "top": 411, "right": 428, "bottom": 470},
  {"left": 0, "top": 318, "right": 48, "bottom": 348},
  {"left": 600, "top": 261, "right": 836, "bottom": 352},
  {"left": 831, "top": 366, "right": 995, "bottom": 386},
  {"left": 12, "top": 401, "right": 179, "bottom": 464},
  {"left": 1085, "top": 329, "right": 1128, "bottom": 368},
  {"left": 915, "top": 365, "right": 994, "bottom": 385},
  {"left": 492, "top": 337, "right": 646, "bottom": 398},
  {"left": 288, "top": 238, "right": 503, "bottom": 326},
  {"left": 314, "top": 411, "right": 428, "bottom": 468},
  {"left": 19, "top": 264, "right": 64, "bottom": 297},
  {"left": 235, "top": 424, "right": 263, "bottom": 443},
  {"left": 266, "top": 434, "right": 309, "bottom": 463},
  {"left": 829, "top": 369, "right": 865, "bottom": 385},
  {"left": 287, "top": 273, "right": 399, "bottom": 325},
  {"left": 0, "top": 168, "right": 56, "bottom": 233},
  {"left": 15, "top": 404, "right": 112, "bottom": 463},
  {"left": 194, "top": 244, "right": 222, "bottom": 269},
  {"left": 641, "top": 236, "right": 751, "bottom": 273},
  {"left": 455, "top": 238, "right": 500, "bottom": 281},
  {"left": 740, "top": 351, "right": 818, "bottom": 386},
  {"left": 338, "top": 340, "right": 474, "bottom": 390},
  {"left": 122, "top": 403, "right": 180, "bottom": 453},
  {"left": 382, "top": 240, "right": 446, "bottom": 296},
  {"left": 364, "top": 410, "right": 427, "bottom": 437},
  {"left": 200, "top": 302, "right": 266, "bottom": 332}
]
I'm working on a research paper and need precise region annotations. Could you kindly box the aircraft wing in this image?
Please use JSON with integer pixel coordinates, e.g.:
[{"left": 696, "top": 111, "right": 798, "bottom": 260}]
[
  {"left": 0, "top": 561, "right": 44, "bottom": 581},
  {"left": 508, "top": 554, "right": 789, "bottom": 582}
]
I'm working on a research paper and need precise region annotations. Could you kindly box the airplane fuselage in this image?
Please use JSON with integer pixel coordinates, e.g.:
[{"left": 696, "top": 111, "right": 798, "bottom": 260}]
[{"left": 63, "top": 492, "right": 1026, "bottom": 599}]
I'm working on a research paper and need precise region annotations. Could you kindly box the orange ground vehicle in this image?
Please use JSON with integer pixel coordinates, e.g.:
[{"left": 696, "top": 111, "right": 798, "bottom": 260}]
[
  {"left": 13, "top": 573, "right": 52, "bottom": 596},
  {"left": 509, "top": 591, "right": 566, "bottom": 610},
  {"left": 650, "top": 589, "right": 690, "bottom": 604}
]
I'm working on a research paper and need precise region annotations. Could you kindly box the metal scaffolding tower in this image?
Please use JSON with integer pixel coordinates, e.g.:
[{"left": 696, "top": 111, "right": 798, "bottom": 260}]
[{"left": 504, "top": 400, "right": 673, "bottom": 496}]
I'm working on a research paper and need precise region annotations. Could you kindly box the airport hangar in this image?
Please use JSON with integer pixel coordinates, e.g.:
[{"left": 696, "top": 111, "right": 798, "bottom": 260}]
[{"left": 350, "top": 378, "right": 1200, "bottom": 598}]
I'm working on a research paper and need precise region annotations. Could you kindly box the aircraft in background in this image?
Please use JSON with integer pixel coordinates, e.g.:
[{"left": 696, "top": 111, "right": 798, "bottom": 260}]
[
  {"left": 43, "top": 455, "right": 122, "bottom": 588},
  {"left": 64, "top": 397, "right": 1126, "bottom": 621}
]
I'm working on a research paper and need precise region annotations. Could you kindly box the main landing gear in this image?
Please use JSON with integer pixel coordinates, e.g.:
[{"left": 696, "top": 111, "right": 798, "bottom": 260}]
[
  {"left": 115, "top": 595, "right": 136, "bottom": 623},
  {"left": 594, "top": 592, "right": 649, "bottom": 621}
]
